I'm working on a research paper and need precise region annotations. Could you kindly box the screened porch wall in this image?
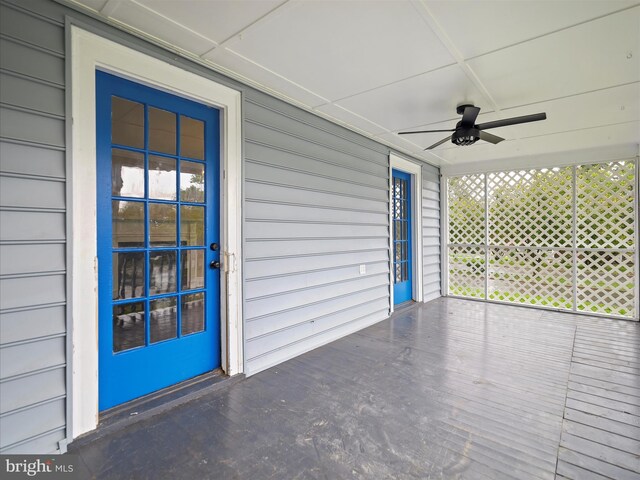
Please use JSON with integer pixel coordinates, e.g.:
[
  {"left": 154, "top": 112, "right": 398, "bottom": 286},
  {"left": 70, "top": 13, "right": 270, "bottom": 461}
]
[{"left": 446, "top": 159, "right": 638, "bottom": 319}]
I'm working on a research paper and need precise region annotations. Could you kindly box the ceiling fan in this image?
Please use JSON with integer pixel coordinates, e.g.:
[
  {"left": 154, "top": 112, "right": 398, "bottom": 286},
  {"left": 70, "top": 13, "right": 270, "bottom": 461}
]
[{"left": 398, "top": 104, "right": 547, "bottom": 150}]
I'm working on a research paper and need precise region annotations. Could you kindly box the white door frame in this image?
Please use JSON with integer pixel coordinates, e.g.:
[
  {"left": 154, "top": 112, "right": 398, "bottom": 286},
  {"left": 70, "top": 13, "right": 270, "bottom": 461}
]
[
  {"left": 69, "top": 27, "right": 243, "bottom": 439},
  {"left": 389, "top": 154, "right": 423, "bottom": 312}
]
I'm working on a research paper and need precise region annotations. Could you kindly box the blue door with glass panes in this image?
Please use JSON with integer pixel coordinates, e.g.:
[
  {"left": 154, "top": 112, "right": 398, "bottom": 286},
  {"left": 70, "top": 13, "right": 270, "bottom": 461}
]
[
  {"left": 96, "top": 71, "right": 220, "bottom": 410},
  {"left": 392, "top": 169, "right": 413, "bottom": 304}
]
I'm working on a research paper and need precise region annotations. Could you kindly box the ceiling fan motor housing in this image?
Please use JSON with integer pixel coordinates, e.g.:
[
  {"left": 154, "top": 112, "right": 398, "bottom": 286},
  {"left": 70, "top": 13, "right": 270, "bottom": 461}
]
[{"left": 452, "top": 127, "right": 480, "bottom": 146}]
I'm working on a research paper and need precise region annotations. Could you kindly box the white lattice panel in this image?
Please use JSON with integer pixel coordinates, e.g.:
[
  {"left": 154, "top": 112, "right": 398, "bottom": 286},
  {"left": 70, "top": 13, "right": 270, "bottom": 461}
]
[
  {"left": 576, "top": 250, "right": 636, "bottom": 317},
  {"left": 488, "top": 168, "right": 572, "bottom": 247},
  {"left": 448, "top": 175, "right": 485, "bottom": 245},
  {"left": 447, "top": 160, "right": 637, "bottom": 319},
  {"left": 488, "top": 248, "right": 573, "bottom": 309},
  {"left": 448, "top": 246, "right": 485, "bottom": 299},
  {"left": 576, "top": 161, "right": 636, "bottom": 249}
]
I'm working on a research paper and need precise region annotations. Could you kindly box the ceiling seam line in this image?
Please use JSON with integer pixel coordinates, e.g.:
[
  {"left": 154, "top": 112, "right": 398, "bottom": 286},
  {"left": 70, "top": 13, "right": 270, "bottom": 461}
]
[
  {"left": 410, "top": 0, "right": 500, "bottom": 114},
  {"left": 464, "top": 3, "right": 640, "bottom": 62},
  {"left": 200, "top": 0, "right": 296, "bottom": 58}
]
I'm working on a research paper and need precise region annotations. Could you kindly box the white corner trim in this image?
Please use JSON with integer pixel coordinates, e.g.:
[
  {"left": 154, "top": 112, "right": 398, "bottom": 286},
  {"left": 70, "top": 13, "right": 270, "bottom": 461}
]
[
  {"left": 389, "top": 154, "right": 424, "bottom": 309},
  {"left": 70, "top": 26, "right": 243, "bottom": 439}
]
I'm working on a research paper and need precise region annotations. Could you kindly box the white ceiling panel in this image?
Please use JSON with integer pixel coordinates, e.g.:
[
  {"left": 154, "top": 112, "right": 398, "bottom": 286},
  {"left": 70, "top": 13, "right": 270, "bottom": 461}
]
[
  {"left": 108, "top": 0, "right": 218, "bottom": 55},
  {"left": 204, "top": 48, "right": 328, "bottom": 107},
  {"left": 135, "top": 0, "right": 286, "bottom": 44},
  {"left": 336, "top": 64, "right": 489, "bottom": 131},
  {"left": 66, "top": 0, "right": 640, "bottom": 169},
  {"left": 228, "top": 0, "right": 456, "bottom": 101},
  {"left": 424, "top": 0, "right": 638, "bottom": 59},
  {"left": 498, "top": 82, "right": 640, "bottom": 139},
  {"left": 314, "top": 104, "right": 388, "bottom": 136},
  {"left": 468, "top": 7, "right": 640, "bottom": 109}
]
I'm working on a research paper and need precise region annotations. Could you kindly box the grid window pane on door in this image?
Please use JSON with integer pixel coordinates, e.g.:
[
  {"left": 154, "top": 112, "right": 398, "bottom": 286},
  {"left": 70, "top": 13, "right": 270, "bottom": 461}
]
[
  {"left": 393, "top": 176, "right": 410, "bottom": 283},
  {"left": 111, "top": 96, "right": 208, "bottom": 353}
]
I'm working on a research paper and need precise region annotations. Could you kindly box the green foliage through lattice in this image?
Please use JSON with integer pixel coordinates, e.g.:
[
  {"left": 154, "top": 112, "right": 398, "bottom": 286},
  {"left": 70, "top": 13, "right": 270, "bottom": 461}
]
[{"left": 447, "top": 160, "right": 637, "bottom": 318}]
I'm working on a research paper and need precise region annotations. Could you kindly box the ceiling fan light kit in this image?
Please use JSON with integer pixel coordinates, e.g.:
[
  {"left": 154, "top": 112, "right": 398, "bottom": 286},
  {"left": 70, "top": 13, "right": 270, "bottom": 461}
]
[
  {"left": 398, "top": 104, "right": 547, "bottom": 150},
  {"left": 452, "top": 128, "right": 480, "bottom": 146}
]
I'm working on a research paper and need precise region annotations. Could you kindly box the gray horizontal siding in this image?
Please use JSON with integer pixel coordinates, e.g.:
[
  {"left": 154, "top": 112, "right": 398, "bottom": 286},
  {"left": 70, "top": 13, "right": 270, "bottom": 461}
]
[
  {"left": 422, "top": 168, "right": 441, "bottom": 302},
  {"left": 244, "top": 94, "right": 391, "bottom": 375},
  {"left": 0, "top": 0, "right": 66, "bottom": 454}
]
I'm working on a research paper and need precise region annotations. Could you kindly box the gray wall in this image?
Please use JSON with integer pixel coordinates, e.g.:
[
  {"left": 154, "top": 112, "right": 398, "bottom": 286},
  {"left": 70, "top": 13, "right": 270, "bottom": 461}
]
[
  {"left": 0, "top": 0, "right": 68, "bottom": 454},
  {"left": 0, "top": 0, "right": 440, "bottom": 453},
  {"left": 243, "top": 93, "right": 391, "bottom": 374},
  {"left": 422, "top": 168, "right": 441, "bottom": 302}
]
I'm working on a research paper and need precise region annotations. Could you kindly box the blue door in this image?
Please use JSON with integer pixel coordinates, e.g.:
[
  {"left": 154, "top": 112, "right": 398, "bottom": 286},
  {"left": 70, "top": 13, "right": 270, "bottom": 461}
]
[
  {"left": 96, "top": 71, "right": 220, "bottom": 410},
  {"left": 392, "top": 169, "right": 413, "bottom": 305}
]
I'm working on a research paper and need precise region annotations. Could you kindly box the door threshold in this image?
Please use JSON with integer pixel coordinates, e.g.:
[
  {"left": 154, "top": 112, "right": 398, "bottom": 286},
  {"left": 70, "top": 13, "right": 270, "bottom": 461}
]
[
  {"left": 394, "top": 300, "right": 416, "bottom": 311},
  {"left": 70, "top": 369, "right": 244, "bottom": 449}
]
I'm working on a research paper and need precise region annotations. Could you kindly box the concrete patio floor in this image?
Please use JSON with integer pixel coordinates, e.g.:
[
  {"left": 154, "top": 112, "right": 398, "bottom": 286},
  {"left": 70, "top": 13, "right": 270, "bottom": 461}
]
[{"left": 69, "top": 298, "right": 640, "bottom": 479}]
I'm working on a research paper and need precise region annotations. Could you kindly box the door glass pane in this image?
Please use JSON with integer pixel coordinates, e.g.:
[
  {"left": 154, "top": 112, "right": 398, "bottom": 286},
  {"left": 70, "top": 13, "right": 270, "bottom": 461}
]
[
  {"left": 180, "top": 161, "right": 205, "bottom": 203},
  {"left": 150, "top": 297, "right": 177, "bottom": 343},
  {"left": 113, "top": 252, "right": 145, "bottom": 300},
  {"left": 149, "top": 203, "right": 177, "bottom": 247},
  {"left": 149, "top": 107, "right": 176, "bottom": 154},
  {"left": 149, "top": 250, "right": 177, "bottom": 295},
  {"left": 180, "top": 205, "right": 204, "bottom": 246},
  {"left": 181, "top": 249, "right": 204, "bottom": 291},
  {"left": 181, "top": 116, "right": 204, "bottom": 160},
  {"left": 149, "top": 155, "right": 177, "bottom": 200},
  {"left": 112, "top": 97, "right": 144, "bottom": 149},
  {"left": 112, "top": 149, "right": 144, "bottom": 198},
  {"left": 182, "top": 292, "right": 204, "bottom": 335},
  {"left": 113, "top": 302, "right": 145, "bottom": 352},
  {"left": 112, "top": 200, "right": 144, "bottom": 248}
]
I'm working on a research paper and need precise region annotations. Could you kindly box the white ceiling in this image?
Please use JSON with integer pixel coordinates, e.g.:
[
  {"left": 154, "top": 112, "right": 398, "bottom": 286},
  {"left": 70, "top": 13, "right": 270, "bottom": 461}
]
[{"left": 69, "top": 0, "right": 640, "bottom": 168}]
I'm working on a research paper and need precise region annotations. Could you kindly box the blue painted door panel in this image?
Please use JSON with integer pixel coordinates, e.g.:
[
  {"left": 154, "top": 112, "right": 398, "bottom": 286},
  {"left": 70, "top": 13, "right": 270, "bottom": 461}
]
[
  {"left": 392, "top": 169, "right": 413, "bottom": 305},
  {"left": 96, "top": 71, "right": 220, "bottom": 410}
]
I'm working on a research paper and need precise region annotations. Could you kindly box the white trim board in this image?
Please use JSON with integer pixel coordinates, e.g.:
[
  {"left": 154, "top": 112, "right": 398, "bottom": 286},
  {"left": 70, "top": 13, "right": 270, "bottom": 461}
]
[
  {"left": 69, "top": 26, "right": 243, "bottom": 439},
  {"left": 440, "top": 143, "right": 640, "bottom": 176},
  {"left": 389, "top": 153, "right": 424, "bottom": 312}
]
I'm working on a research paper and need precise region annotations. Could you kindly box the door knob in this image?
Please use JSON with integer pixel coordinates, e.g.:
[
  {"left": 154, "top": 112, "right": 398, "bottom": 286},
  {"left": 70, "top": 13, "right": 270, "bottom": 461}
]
[{"left": 210, "top": 260, "right": 220, "bottom": 269}]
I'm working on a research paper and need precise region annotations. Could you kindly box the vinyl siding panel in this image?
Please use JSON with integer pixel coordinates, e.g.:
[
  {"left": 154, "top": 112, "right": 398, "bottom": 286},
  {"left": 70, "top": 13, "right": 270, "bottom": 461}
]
[
  {"left": 422, "top": 168, "right": 441, "bottom": 302},
  {"left": 0, "top": 306, "right": 66, "bottom": 345},
  {"left": 0, "top": 141, "right": 65, "bottom": 178},
  {"left": 244, "top": 94, "right": 392, "bottom": 375},
  {"left": 0, "top": 398, "right": 65, "bottom": 450},
  {"left": 0, "top": 37, "right": 64, "bottom": 87},
  {"left": 0, "top": 0, "right": 66, "bottom": 454}
]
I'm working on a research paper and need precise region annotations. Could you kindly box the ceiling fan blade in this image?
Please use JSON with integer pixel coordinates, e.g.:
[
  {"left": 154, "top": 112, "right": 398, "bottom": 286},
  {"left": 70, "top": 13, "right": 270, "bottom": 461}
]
[
  {"left": 425, "top": 136, "right": 452, "bottom": 150},
  {"left": 479, "top": 131, "right": 505, "bottom": 145},
  {"left": 460, "top": 105, "right": 480, "bottom": 128},
  {"left": 476, "top": 113, "right": 546, "bottom": 130},
  {"left": 398, "top": 129, "right": 455, "bottom": 135}
]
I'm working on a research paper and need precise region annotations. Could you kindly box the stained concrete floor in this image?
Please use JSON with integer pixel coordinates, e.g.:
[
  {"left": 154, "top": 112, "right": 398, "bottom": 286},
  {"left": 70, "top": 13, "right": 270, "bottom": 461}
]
[{"left": 69, "top": 298, "right": 640, "bottom": 479}]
